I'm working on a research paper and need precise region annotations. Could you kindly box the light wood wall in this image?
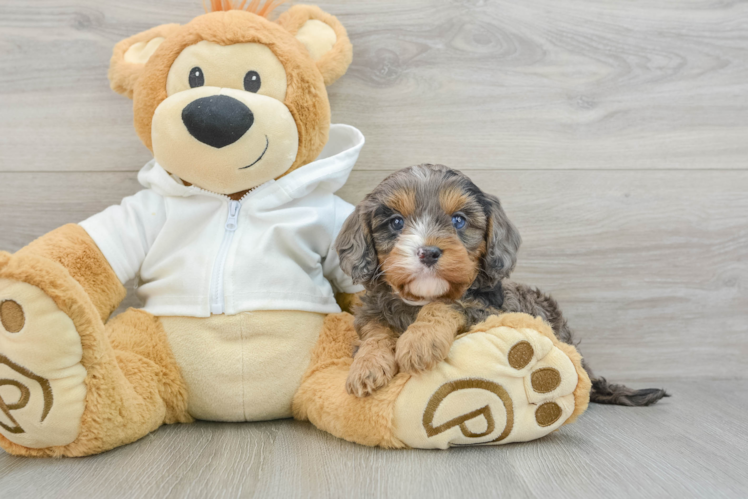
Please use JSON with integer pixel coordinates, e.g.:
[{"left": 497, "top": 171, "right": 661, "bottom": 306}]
[{"left": 1, "top": 0, "right": 746, "bottom": 381}]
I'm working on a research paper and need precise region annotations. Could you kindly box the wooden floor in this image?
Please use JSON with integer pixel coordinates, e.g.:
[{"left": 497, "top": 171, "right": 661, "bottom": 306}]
[
  {"left": 0, "top": 379, "right": 746, "bottom": 498},
  {"left": 0, "top": 0, "right": 747, "bottom": 497}
]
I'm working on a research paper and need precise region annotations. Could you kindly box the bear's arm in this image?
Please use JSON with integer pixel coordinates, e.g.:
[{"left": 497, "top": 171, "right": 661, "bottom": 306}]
[
  {"left": 14, "top": 189, "right": 166, "bottom": 323},
  {"left": 78, "top": 189, "right": 166, "bottom": 286},
  {"left": 15, "top": 224, "right": 126, "bottom": 323}
]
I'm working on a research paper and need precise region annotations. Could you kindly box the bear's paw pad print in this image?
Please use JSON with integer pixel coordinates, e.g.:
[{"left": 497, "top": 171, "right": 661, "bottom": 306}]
[
  {"left": 0, "top": 279, "right": 87, "bottom": 449},
  {"left": 393, "top": 320, "right": 579, "bottom": 448}
]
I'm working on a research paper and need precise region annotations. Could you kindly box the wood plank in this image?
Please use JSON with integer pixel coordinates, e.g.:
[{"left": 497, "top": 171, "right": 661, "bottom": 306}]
[
  {"left": 1, "top": 0, "right": 747, "bottom": 172},
  {"left": 1, "top": 169, "right": 746, "bottom": 380},
  {"left": 0, "top": 379, "right": 746, "bottom": 498}
]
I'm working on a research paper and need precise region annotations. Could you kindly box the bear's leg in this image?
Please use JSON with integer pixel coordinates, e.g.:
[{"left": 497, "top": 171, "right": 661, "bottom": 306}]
[
  {"left": 0, "top": 248, "right": 190, "bottom": 457},
  {"left": 105, "top": 308, "right": 192, "bottom": 428},
  {"left": 293, "top": 312, "right": 591, "bottom": 449},
  {"left": 292, "top": 312, "right": 409, "bottom": 448}
]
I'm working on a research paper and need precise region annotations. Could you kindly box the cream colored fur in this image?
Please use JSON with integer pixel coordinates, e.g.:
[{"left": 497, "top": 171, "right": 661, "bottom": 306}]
[
  {"left": 151, "top": 86, "right": 299, "bottom": 194},
  {"left": 161, "top": 311, "right": 325, "bottom": 421},
  {"left": 295, "top": 20, "right": 337, "bottom": 61},
  {"left": 0, "top": 279, "right": 86, "bottom": 448},
  {"left": 392, "top": 324, "right": 578, "bottom": 448},
  {"left": 124, "top": 37, "right": 167, "bottom": 65}
]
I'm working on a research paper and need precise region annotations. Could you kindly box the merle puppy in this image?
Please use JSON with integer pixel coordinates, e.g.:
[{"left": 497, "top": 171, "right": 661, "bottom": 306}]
[{"left": 336, "top": 164, "right": 668, "bottom": 405}]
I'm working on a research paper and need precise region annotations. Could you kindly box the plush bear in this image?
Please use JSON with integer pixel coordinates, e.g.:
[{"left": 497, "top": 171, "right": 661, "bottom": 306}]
[{"left": 0, "top": 2, "right": 590, "bottom": 457}]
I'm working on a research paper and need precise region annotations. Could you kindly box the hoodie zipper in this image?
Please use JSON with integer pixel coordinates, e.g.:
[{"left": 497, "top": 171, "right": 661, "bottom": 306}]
[
  {"left": 207, "top": 187, "right": 258, "bottom": 315},
  {"left": 209, "top": 200, "right": 241, "bottom": 314}
]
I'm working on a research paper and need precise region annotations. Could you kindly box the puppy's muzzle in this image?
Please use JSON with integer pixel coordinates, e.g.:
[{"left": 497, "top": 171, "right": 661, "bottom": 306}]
[
  {"left": 417, "top": 246, "right": 442, "bottom": 267},
  {"left": 182, "top": 95, "right": 254, "bottom": 149}
]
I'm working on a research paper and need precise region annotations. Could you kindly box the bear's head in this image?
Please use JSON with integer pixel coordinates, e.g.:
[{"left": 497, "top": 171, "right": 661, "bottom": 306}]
[{"left": 108, "top": 1, "right": 352, "bottom": 197}]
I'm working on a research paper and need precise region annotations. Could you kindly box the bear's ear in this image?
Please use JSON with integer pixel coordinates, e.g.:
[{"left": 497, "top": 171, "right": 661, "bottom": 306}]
[
  {"left": 109, "top": 24, "right": 181, "bottom": 99},
  {"left": 276, "top": 5, "right": 352, "bottom": 86}
]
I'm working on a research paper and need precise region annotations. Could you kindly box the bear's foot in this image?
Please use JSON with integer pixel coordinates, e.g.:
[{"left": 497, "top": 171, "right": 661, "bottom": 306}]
[
  {"left": 0, "top": 278, "right": 87, "bottom": 449},
  {"left": 391, "top": 313, "right": 589, "bottom": 448}
]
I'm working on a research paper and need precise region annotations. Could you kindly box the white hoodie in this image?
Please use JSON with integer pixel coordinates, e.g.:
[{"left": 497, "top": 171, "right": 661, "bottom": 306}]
[{"left": 80, "top": 124, "right": 365, "bottom": 318}]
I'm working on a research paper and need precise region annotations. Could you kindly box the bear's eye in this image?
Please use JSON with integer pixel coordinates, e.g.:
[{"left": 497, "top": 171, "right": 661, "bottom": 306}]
[
  {"left": 244, "top": 71, "right": 261, "bottom": 93},
  {"left": 189, "top": 67, "right": 204, "bottom": 88}
]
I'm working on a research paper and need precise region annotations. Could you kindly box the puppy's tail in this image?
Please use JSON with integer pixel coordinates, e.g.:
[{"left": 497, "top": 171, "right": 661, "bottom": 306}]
[{"left": 589, "top": 376, "right": 669, "bottom": 407}]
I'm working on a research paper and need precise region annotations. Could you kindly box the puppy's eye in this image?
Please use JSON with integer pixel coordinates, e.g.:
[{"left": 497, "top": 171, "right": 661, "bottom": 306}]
[
  {"left": 244, "top": 71, "right": 261, "bottom": 93},
  {"left": 451, "top": 214, "right": 467, "bottom": 229},
  {"left": 390, "top": 217, "right": 404, "bottom": 231},
  {"left": 189, "top": 67, "right": 204, "bottom": 88}
]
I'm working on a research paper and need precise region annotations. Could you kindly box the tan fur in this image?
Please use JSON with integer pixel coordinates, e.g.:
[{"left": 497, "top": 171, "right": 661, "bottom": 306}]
[
  {"left": 292, "top": 313, "right": 408, "bottom": 448},
  {"left": 395, "top": 302, "right": 466, "bottom": 374},
  {"left": 379, "top": 250, "right": 413, "bottom": 298},
  {"left": 424, "top": 235, "right": 479, "bottom": 300},
  {"left": 386, "top": 188, "right": 417, "bottom": 218},
  {"left": 106, "top": 309, "right": 192, "bottom": 425},
  {"left": 0, "top": 251, "right": 190, "bottom": 457},
  {"left": 334, "top": 291, "right": 363, "bottom": 314},
  {"left": 109, "top": 23, "right": 181, "bottom": 99},
  {"left": 16, "top": 224, "right": 126, "bottom": 323},
  {"left": 438, "top": 187, "right": 470, "bottom": 216},
  {"left": 380, "top": 234, "right": 478, "bottom": 303},
  {"left": 276, "top": 5, "right": 353, "bottom": 85},
  {"left": 465, "top": 312, "right": 591, "bottom": 424}
]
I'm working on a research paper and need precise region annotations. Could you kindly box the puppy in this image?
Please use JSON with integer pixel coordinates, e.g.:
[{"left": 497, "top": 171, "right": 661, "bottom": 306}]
[
  {"left": 336, "top": 164, "right": 669, "bottom": 406},
  {"left": 336, "top": 164, "right": 519, "bottom": 397}
]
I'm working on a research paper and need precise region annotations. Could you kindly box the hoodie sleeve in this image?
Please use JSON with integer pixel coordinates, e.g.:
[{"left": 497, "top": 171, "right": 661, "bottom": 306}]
[
  {"left": 79, "top": 189, "right": 166, "bottom": 284},
  {"left": 323, "top": 195, "right": 365, "bottom": 294}
]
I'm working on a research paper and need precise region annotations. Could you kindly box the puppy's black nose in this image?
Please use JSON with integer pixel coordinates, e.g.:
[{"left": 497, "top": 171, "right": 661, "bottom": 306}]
[
  {"left": 182, "top": 95, "right": 254, "bottom": 149},
  {"left": 417, "top": 246, "right": 442, "bottom": 267}
]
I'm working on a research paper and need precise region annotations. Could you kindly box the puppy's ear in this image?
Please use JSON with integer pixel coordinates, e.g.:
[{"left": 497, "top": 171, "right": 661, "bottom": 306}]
[
  {"left": 109, "top": 24, "right": 181, "bottom": 99},
  {"left": 478, "top": 193, "right": 521, "bottom": 287},
  {"left": 335, "top": 204, "right": 378, "bottom": 284},
  {"left": 277, "top": 5, "right": 353, "bottom": 85}
]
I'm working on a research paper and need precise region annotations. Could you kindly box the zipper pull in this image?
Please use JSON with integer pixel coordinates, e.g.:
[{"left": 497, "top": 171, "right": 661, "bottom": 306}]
[{"left": 225, "top": 200, "right": 241, "bottom": 231}]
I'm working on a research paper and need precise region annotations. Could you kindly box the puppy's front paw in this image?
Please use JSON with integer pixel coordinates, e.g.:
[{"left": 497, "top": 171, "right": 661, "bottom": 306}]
[
  {"left": 346, "top": 350, "right": 397, "bottom": 397},
  {"left": 396, "top": 323, "right": 453, "bottom": 375}
]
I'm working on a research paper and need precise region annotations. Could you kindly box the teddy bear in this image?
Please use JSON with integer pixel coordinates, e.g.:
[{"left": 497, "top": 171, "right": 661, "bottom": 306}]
[{"left": 0, "top": 1, "right": 590, "bottom": 457}]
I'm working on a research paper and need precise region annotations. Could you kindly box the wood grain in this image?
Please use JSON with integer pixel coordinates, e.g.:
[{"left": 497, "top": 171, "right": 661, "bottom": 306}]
[
  {"left": 1, "top": 170, "right": 746, "bottom": 380},
  {"left": 0, "top": 0, "right": 747, "bottom": 172},
  {"left": 0, "top": 379, "right": 746, "bottom": 498}
]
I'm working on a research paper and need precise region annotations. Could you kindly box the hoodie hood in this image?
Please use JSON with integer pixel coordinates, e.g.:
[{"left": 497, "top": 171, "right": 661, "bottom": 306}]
[{"left": 138, "top": 123, "right": 365, "bottom": 206}]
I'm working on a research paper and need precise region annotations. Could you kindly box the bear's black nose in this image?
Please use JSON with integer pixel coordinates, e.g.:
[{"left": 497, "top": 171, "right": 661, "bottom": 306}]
[{"left": 181, "top": 95, "right": 254, "bottom": 149}]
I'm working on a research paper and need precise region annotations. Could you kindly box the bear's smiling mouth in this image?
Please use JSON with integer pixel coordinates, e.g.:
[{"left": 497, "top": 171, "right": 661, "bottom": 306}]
[{"left": 239, "top": 135, "right": 270, "bottom": 170}]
